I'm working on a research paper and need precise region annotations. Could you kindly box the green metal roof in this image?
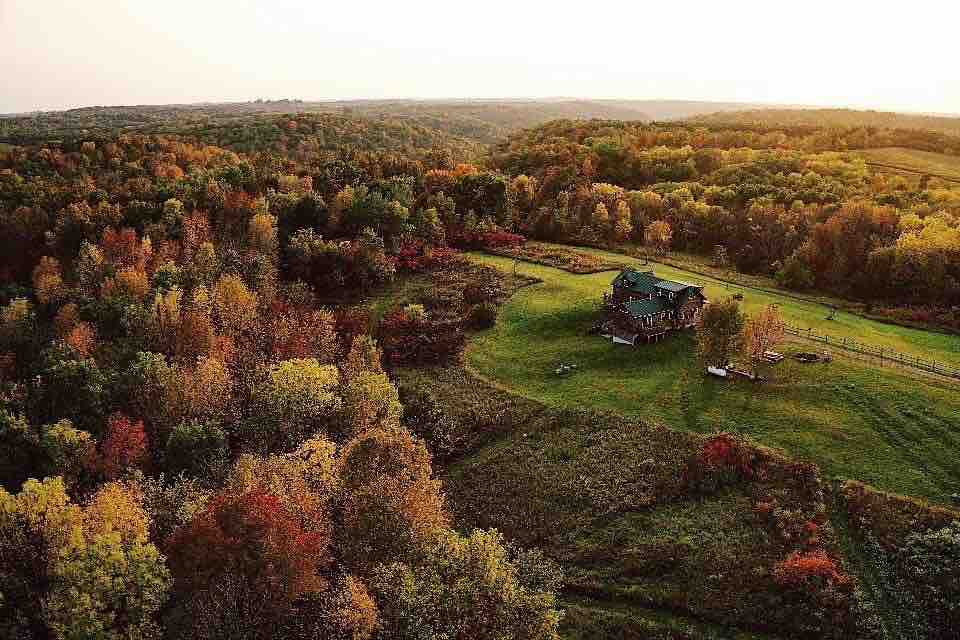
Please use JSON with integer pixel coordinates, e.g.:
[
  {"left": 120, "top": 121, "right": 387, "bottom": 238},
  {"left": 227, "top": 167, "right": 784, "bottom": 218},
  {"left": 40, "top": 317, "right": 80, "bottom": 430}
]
[
  {"left": 655, "top": 279, "right": 698, "bottom": 293},
  {"left": 624, "top": 298, "right": 670, "bottom": 318},
  {"left": 613, "top": 269, "right": 661, "bottom": 295}
]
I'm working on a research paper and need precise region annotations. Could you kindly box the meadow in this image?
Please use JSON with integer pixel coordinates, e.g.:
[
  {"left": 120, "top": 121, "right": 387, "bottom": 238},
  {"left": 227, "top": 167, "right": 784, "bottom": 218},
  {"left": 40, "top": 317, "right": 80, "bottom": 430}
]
[
  {"left": 398, "top": 366, "right": 830, "bottom": 639},
  {"left": 465, "top": 252, "right": 960, "bottom": 503},
  {"left": 857, "top": 146, "right": 960, "bottom": 182}
]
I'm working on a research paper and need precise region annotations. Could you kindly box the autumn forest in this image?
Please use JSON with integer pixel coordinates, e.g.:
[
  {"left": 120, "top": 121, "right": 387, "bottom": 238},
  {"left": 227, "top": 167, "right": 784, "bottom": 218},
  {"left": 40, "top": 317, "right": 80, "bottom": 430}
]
[{"left": 1, "top": 98, "right": 959, "bottom": 640}]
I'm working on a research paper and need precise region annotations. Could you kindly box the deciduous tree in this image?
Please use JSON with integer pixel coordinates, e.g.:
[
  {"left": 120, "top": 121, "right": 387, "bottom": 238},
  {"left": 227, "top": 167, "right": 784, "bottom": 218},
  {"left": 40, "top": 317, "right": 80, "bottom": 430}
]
[
  {"left": 742, "top": 304, "right": 785, "bottom": 377},
  {"left": 338, "top": 426, "right": 448, "bottom": 571},
  {"left": 370, "top": 529, "right": 562, "bottom": 640},
  {"left": 696, "top": 298, "right": 745, "bottom": 368},
  {"left": 644, "top": 220, "right": 672, "bottom": 255}
]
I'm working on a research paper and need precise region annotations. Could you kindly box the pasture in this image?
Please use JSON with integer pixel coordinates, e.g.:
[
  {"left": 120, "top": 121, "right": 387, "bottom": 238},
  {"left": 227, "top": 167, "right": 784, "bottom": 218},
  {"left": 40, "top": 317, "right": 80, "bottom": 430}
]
[
  {"left": 857, "top": 146, "right": 960, "bottom": 182},
  {"left": 465, "top": 252, "right": 960, "bottom": 503}
]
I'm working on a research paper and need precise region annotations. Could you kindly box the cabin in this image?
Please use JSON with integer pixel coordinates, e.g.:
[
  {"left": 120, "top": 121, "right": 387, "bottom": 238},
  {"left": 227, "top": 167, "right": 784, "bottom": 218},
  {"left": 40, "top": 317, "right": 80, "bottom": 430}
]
[{"left": 601, "top": 268, "right": 706, "bottom": 345}]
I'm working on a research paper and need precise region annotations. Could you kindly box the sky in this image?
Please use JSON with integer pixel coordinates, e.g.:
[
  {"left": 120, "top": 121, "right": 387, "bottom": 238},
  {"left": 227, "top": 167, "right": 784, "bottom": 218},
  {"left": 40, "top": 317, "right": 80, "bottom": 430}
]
[{"left": 2, "top": 0, "right": 958, "bottom": 114}]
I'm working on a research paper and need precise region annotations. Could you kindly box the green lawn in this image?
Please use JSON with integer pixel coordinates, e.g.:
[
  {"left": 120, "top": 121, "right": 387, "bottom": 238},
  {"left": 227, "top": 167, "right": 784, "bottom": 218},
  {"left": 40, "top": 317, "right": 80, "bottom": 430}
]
[
  {"left": 465, "top": 253, "right": 960, "bottom": 503},
  {"left": 485, "top": 246, "right": 960, "bottom": 367}
]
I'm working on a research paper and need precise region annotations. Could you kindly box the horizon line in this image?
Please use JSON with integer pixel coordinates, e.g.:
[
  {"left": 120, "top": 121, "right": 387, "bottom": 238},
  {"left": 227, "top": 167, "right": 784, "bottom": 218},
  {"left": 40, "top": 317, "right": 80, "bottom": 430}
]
[{"left": 3, "top": 97, "right": 959, "bottom": 120}]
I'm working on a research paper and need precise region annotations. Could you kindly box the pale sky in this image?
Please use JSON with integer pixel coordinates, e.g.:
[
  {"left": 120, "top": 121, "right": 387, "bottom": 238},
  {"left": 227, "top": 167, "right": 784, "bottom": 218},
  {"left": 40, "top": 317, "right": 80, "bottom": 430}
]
[{"left": 2, "top": 0, "right": 958, "bottom": 114}]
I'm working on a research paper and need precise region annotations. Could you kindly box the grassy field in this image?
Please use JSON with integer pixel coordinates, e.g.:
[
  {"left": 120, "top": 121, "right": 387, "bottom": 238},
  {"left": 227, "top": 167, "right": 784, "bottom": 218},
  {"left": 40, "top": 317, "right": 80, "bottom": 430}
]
[
  {"left": 465, "top": 253, "right": 960, "bottom": 503},
  {"left": 857, "top": 147, "right": 960, "bottom": 182}
]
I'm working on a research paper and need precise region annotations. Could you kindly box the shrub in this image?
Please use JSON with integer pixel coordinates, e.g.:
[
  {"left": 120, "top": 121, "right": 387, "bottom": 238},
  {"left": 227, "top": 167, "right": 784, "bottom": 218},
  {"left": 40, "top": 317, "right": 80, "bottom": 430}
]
[
  {"left": 774, "top": 550, "right": 844, "bottom": 587},
  {"left": 683, "top": 432, "right": 757, "bottom": 494},
  {"left": 772, "top": 551, "right": 859, "bottom": 638},
  {"left": 379, "top": 308, "right": 466, "bottom": 367},
  {"left": 469, "top": 302, "right": 498, "bottom": 329},
  {"left": 895, "top": 522, "right": 960, "bottom": 634},
  {"left": 399, "top": 386, "right": 457, "bottom": 461},
  {"left": 477, "top": 230, "right": 525, "bottom": 248},
  {"left": 394, "top": 239, "right": 461, "bottom": 273},
  {"left": 462, "top": 282, "right": 497, "bottom": 305}
]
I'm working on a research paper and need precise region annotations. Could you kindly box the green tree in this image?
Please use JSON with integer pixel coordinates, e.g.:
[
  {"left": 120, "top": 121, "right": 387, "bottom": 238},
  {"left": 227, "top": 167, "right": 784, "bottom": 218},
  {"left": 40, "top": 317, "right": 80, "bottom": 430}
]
[
  {"left": 339, "top": 371, "right": 403, "bottom": 440},
  {"left": 45, "top": 531, "right": 170, "bottom": 640},
  {"left": 247, "top": 358, "right": 341, "bottom": 451},
  {"left": 0, "top": 409, "right": 40, "bottom": 491},
  {"left": 696, "top": 298, "right": 746, "bottom": 368},
  {"left": 164, "top": 422, "right": 229, "bottom": 477},
  {"left": 370, "top": 529, "right": 562, "bottom": 640},
  {"left": 0, "top": 478, "right": 171, "bottom": 640},
  {"left": 40, "top": 419, "right": 95, "bottom": 488}
]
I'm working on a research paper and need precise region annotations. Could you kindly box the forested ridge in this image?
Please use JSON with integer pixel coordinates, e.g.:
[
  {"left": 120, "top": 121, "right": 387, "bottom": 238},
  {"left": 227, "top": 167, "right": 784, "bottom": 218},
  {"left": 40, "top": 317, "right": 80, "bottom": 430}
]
[
  {"left": 0, "top": 99, "right": 655, "bottom": 149},
  {"left": 0, "top": 102, "right": 958, "bottom": 639},
  {"left": 690, "top": 108, "right": 960, "bottom": 139}
]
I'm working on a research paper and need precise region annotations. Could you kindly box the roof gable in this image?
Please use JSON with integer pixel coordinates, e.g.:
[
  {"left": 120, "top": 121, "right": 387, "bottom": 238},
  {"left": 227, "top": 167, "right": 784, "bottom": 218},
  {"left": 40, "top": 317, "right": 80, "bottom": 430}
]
[{"left": 613, "top": 269, "right": 661, "bottom": 295}]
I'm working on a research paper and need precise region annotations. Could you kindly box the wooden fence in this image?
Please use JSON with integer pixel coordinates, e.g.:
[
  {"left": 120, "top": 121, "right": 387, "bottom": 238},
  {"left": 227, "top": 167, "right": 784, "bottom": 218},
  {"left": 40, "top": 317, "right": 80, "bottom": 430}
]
[{"left": 782, "top": 324, "right": 960, "bottom": 380}]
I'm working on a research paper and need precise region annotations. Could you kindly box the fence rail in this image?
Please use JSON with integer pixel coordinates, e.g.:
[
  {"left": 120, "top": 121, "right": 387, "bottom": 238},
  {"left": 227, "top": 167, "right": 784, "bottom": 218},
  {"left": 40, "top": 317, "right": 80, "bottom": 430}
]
[{"left": 782, "top": 324, "right": 960, "bottom": 380}]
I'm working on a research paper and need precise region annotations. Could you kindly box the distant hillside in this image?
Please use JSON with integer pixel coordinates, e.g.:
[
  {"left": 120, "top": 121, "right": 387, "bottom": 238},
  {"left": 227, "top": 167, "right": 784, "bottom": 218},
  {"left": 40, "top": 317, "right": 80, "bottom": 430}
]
[
  {"left": 0, "top": 100, "right": 334, "bottom": 145},
  {"left": 689, "top": 107, "right": 960, "bottom": 136},
  {"left": 600, "top": 99, "right": 775, "bottom": 121},
  {"left": 339, "top": 99, "right": 653, "bottom": 143},
  {"left": 14, "top": 100, "right": 960, "bottom": 160},
  {"left": 0, "top": 99, "right": 653, "bottom": 148},
  {"left": 177, "top": 111, "right": 487, "bottom": 161}
]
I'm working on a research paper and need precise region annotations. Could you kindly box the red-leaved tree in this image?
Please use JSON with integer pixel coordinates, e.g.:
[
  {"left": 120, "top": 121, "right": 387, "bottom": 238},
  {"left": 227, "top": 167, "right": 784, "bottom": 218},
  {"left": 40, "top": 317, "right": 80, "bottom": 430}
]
[
  {"left": 166, "top": 489, "right": 329, "bottom": 634},
  {"left": 100, "top": 413, "right": 148, "bottom": 479}
]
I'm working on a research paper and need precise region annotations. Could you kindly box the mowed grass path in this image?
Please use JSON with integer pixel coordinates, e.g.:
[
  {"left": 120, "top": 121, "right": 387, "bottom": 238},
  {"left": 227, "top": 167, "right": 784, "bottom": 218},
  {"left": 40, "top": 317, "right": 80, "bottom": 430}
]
[{"left": 466, "top": 253, "right": 960, "bottom": 503}]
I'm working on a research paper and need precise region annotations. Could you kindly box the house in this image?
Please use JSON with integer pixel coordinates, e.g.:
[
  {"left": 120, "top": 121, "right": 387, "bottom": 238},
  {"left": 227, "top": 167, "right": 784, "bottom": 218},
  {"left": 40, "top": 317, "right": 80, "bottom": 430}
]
[{"left": 601, "top": 268, "right": 707, "bottom": 345}]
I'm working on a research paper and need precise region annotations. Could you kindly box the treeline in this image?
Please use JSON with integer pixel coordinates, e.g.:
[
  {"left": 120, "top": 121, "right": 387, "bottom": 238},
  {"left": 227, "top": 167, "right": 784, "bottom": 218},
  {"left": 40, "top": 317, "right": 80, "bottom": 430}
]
[
  {"left": 0, "top": 109, "right": 486, "bottom": 163},
  {"left": 179, "top": 112, "right": 487, "bottom": 162},
  {"left": 0, "top": 135, "right": 561, "bottom": 639},
  {"left": 5, "top": 118, "right": 960, "bottom": 315},
  {"left": 690, "top": 107, "right": 960, "bottom": 140},
  {"left": 0, "top": 99, "right": 653, "bottom": 155}
]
